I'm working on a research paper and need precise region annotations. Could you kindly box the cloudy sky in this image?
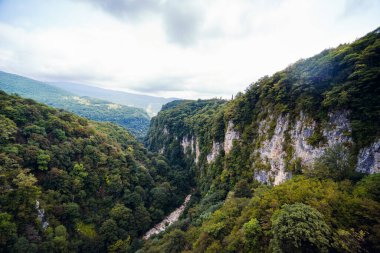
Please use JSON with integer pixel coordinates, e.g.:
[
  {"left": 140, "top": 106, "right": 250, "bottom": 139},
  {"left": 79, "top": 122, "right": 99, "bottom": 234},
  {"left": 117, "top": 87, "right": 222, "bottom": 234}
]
[{"left": 0, "top": 0, "right": 379, "bottom": 99}]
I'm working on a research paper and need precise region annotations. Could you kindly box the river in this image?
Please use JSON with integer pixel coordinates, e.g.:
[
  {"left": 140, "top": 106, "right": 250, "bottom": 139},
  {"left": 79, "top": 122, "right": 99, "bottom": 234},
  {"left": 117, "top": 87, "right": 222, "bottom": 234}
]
[{"left": 143, "top": 194, "right": 192, "bottom": 240}]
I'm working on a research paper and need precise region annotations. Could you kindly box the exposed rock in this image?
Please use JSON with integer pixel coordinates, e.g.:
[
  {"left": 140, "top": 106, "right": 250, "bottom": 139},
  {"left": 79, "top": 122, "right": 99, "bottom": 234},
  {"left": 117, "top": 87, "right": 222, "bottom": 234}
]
[
  {"left": 143, "top": 194, "right": 192, "bottom": 240},
  {"left": 35, "top": 200, "right": 49, "bottom": 229},
  {"left": 224, "top": 121, "right": 240, "bottom": 154},
  {"left": 163, "top": 126, "right": 169, "bottom": 135},
  {"left": 258, "top": 115, "right": 291, "bottom": 185},
  {"left": 324, "top": 111, "right": 352, "bottom": 146},
  {"left": 181, "top": 136, "right": 195, "bottom": 154},
  {"left": 291, "top": 111, "right": 352, "bottom": 167},
  {"left": 356, "top": 139, "right": 380, "bottom": 174},
  {"left": 291, "top": 112, "right": 324, "bottom": 165},
  {"left": 207, "top": 141, "right": 222, "bottom": 163},
  {"left": 254, "top": 170, "right": 268, "bottom": 184},
  {"left": 195, "top": 138, "right": 200, "bottom": 164},
  {"left": 255, "top": 111, "right": 352, "bottom": 185}
]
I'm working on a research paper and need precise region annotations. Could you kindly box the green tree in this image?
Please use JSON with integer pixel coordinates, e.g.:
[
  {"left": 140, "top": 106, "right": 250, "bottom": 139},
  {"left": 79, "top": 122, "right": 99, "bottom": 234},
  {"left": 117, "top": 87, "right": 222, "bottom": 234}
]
[
  {"left": 108, "top": 238, "right": 131, "bottom": 253},
  {"left": 243, "top": 218, "right": 262, "bottom": 251},
  {"left": 53, "top": 225, "right": 68, "bottom": 253},
  {"left": 234, "top": 179, "right": 252, "bottom": 198},
  {"left": 100, "top": 219, "right": 118, "bottom": 245},
  {"left": 0, "top": 212, "right": 17, "bottom": 247},
  {"left": 0, "top": 115, "right": 17, "bottom": 143},
  {"left": 270, "top": 203, "right": 331, "bottom": 253},
  {"left": 37, "top": 151, "right": 50, "bottom": 171},
  {"left": 309, "top": 144, "right": 352, "bottom": 180},
  {"left": 110, "top": 203, "right": 134, "bottom": 233}
]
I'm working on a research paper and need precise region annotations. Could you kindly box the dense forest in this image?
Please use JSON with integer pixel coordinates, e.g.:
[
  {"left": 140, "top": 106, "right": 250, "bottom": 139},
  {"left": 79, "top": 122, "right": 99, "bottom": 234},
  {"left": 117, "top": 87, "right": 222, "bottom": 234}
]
[
  {"left": 0, "top": 27, "right": 379, "bottom": 253},
  {"left": 0, "top": 91, "right": 191, "bottom": 252},
  {"left": 142, "top": 28, "right": 380, "bottom": 252},
  {"left": 0, "top": 71, "right": 151, "bottom": 139}
]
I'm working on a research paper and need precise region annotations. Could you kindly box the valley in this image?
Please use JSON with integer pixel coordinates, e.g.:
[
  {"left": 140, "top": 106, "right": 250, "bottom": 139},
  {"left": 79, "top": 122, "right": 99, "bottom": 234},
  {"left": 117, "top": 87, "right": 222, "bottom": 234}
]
[{"left": 0, "top": 27, "right": 379, "bottom": 253}]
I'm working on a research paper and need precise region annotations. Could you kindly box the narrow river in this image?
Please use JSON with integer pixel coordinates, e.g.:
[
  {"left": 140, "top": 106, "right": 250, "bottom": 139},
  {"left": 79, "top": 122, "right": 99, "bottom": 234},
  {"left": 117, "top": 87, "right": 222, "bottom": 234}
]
[{"left": 143, "top": 194, "right": 192, "bottom": 240}]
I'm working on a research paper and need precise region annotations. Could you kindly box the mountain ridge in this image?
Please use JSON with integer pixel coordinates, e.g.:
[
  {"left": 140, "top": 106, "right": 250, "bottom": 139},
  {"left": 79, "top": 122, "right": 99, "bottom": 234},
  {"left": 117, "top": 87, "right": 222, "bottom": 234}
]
[
  {"left": 0, "top": 71, "right": 150, "bottom": 138},
  {"left": 48, "top": 81, "right": 178, "bottom": 117}
]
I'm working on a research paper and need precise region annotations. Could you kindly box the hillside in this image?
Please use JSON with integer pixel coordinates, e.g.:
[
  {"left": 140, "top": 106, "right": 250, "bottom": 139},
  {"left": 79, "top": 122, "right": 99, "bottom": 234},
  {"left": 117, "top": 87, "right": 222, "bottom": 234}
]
[
  {"left": 0, "top": 71, "right": 150, "bottom": 138},
  {"left": 0, "top": 91, "right": 192, "bottom": 252},
  {"left": 49, "top": 82, "right": 177, "bottom": 117},
  {"left": 142, "top": 28, "right": 380, "bottom": 252}
]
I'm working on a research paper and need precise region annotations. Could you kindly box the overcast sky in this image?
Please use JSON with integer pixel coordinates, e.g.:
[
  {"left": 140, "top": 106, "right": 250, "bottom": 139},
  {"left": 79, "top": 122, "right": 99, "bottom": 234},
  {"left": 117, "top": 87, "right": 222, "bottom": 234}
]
[{"left": 0, "top": 0, "right": 379, "bottom": 99}]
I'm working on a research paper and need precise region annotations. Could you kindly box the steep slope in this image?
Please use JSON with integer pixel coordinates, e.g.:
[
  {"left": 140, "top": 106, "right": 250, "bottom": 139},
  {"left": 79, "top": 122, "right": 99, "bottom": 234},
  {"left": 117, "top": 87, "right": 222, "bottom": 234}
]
[
  {"left": 142, "top": 28, "right": 380, "bottom": 252},
  {"left": 49, "top": 82, "right": 177, "bottom": 116},
  {"left": 146, "top": 27, "right": 380, "bottom": 191},
  {"left": 0, "top": 71, "right": 150, "bottom": 138},
  {"left": 0, "top": 91, "right": 191, "bottom": 252}
]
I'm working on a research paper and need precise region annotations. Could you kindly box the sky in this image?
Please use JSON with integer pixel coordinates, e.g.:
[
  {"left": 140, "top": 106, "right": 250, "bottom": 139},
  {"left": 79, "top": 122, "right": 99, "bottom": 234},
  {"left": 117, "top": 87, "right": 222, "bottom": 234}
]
[{"left": 0, "top": 0, "right": 379, "bottom": 99}]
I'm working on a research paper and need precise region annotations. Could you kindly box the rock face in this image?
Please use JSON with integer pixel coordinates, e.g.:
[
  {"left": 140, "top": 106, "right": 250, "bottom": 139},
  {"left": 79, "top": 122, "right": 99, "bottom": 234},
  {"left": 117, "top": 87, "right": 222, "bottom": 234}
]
[
  {"left": 224, "top": 121, "right": 240, "bottom": 154},
  {"left": 163, "top": 110, "right": 377, "bottom": 186},
  {"left": 181, "top": 136, "right": 195, "bottom": 154},
  {"left": 291, "top": 111, "right": 352, "bottom": 166},
  {"left": 195, "top": 139, "right": 200, "bottom": 164},
  {"left": 256, "top": 115, "right": 290, "bottom": 185},
  {"left": 35, "top": 200, "right": 49, "bottom": 229},
  {"left": 356, "top": 139, "right": 380, "bottom": 174},
  {"left": 207, "top": 141, "right": 222, "bottom": 163},
  {"left": 254, "top": 111, "right": 352, "bottom": 185}
]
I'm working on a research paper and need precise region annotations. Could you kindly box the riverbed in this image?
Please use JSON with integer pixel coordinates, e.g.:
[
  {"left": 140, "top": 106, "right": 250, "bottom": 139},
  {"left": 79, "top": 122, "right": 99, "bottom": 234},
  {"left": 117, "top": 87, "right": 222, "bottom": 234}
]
[{"left": 143, "top": 194, "right": 192, "bottom": 240}]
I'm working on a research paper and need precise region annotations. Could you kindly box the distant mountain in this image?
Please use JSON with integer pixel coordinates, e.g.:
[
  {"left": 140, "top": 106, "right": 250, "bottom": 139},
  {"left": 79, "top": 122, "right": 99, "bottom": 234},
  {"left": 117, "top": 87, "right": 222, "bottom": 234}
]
[
  {"left": 49, "top": 82, "right": 177, "bottom": 116},
  {"left": 0, "top": 71, "right": 150, "bottom": 138}
]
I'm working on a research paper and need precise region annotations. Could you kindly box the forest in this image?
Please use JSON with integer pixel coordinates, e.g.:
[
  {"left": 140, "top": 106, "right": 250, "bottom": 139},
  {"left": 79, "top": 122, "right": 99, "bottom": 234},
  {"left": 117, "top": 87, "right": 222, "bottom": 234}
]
[
  {"left": 0, "top": 91, "right": 191, "bottom": 252},
  {"left": 0, "top": 71, "right": 150, "bottom": 139},
  {"left": 0, "top": 27, "right": 379, "bottom": 253},
  {"left": 142, "top": 28, "right": 380, "bottom": 252}
]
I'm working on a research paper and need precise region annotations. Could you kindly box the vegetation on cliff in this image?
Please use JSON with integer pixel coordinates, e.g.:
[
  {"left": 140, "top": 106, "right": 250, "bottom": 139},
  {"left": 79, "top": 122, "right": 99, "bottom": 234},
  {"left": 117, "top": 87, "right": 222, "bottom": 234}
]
[{"left": 0, "top": 91, "right": 190, "bottom": 252}]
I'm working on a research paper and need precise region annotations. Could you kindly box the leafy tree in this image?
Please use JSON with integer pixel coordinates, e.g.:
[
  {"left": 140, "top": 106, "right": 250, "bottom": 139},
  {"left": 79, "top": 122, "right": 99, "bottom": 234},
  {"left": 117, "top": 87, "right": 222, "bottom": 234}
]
[
  {"left": 100, "top": 219, "right": 118, "bottom": 245},
  {"left": 37, "top": 151, "right": 50, "bottom": 171},
  {"left": 0, "top": 115, "right": 17, "bottom": 143},
  {"left": 0, "top": 212, "right": 17, "bottom": 247},
  {"left": 270, "top": 203, "right": 331, "bottom": 253},
  {"left": 108, "top": 239, "right": 131, "bottom": 253},
  {"left": 308, "top": 144, "right": 352, "bottom": 180},
  {"left": 234, "top": 179, "right": 252, "bottom": 198},
  {"left": 243, "top": 218, "right": 262, "bottom": 251},
  {"left": 53, "top": 225, "right": 69, "bottom": 253}
]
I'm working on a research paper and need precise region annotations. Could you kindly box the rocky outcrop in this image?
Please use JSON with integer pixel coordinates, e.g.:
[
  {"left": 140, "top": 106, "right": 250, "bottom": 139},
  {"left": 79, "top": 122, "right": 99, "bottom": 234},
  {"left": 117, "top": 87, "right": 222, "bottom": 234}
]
[
  {"left": 36, "top": 200, "right": 49, "bottom": 229},
  {"left": 224, "top": 121, "right": 240, "bottom": 154},
  {"left": 356, "top": 139, "right": 380, "bottom": 174},
  {"left": 195, "top": 139, "right": 200, "bottom": 164},
  {"left": 291, "top": 111, "right": 352, "bottom": 167},
  {"left": 181, "top": 136, "right": 195, "bottom": 154},
  {"left": 207, "top": 141, "right": 222, "bottom": 163},
  {"left": 256, "top": 115, "right": 291, "bottom": 185},
  {"left": 254, "top": 111, "right": 352, "bottom": 185}
]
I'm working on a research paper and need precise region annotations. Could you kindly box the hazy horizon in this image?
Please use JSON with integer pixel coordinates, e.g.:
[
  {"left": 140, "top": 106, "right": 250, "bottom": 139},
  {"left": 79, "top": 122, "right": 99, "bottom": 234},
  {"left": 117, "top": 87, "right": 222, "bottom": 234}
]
[{"left": 0, "top": 0, "right": 379, "bottom": 99}]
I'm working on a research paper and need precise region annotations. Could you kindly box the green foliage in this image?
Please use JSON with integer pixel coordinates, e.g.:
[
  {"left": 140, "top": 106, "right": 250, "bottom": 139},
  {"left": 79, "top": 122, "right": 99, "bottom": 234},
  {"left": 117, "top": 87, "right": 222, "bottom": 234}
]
[
  {"left": 0, "top": 91, "right": 186, "bottom": 252},
  {"left": 0, "top": 71, "right": 150, "bottom": 138},
  {"left": 0, "top": 212, "right": 17, "bottom": 246},
  {"left": 270, "top": 203, "right": 331, "bottom": 253},
  {"left": 243, "top": 218, "right": 262, "bottom": 251},
  {"left": 233, "top": 179, "right": 252, "bottom": 198},
  {"left": 0, "top": 115, "right": 17, "bottom": 143},
  {"left": 143, "top": 176, "right": 380, "bottom": 252},
  {"left": 307, "top": 144, "right": 353, "bottom": 180}
]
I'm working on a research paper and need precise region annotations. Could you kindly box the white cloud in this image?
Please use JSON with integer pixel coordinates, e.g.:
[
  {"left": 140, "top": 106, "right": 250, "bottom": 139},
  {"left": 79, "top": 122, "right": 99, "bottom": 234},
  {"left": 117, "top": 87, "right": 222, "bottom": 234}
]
[{"left": 0, "top": 0, "right": 379, "bottom": 99}]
